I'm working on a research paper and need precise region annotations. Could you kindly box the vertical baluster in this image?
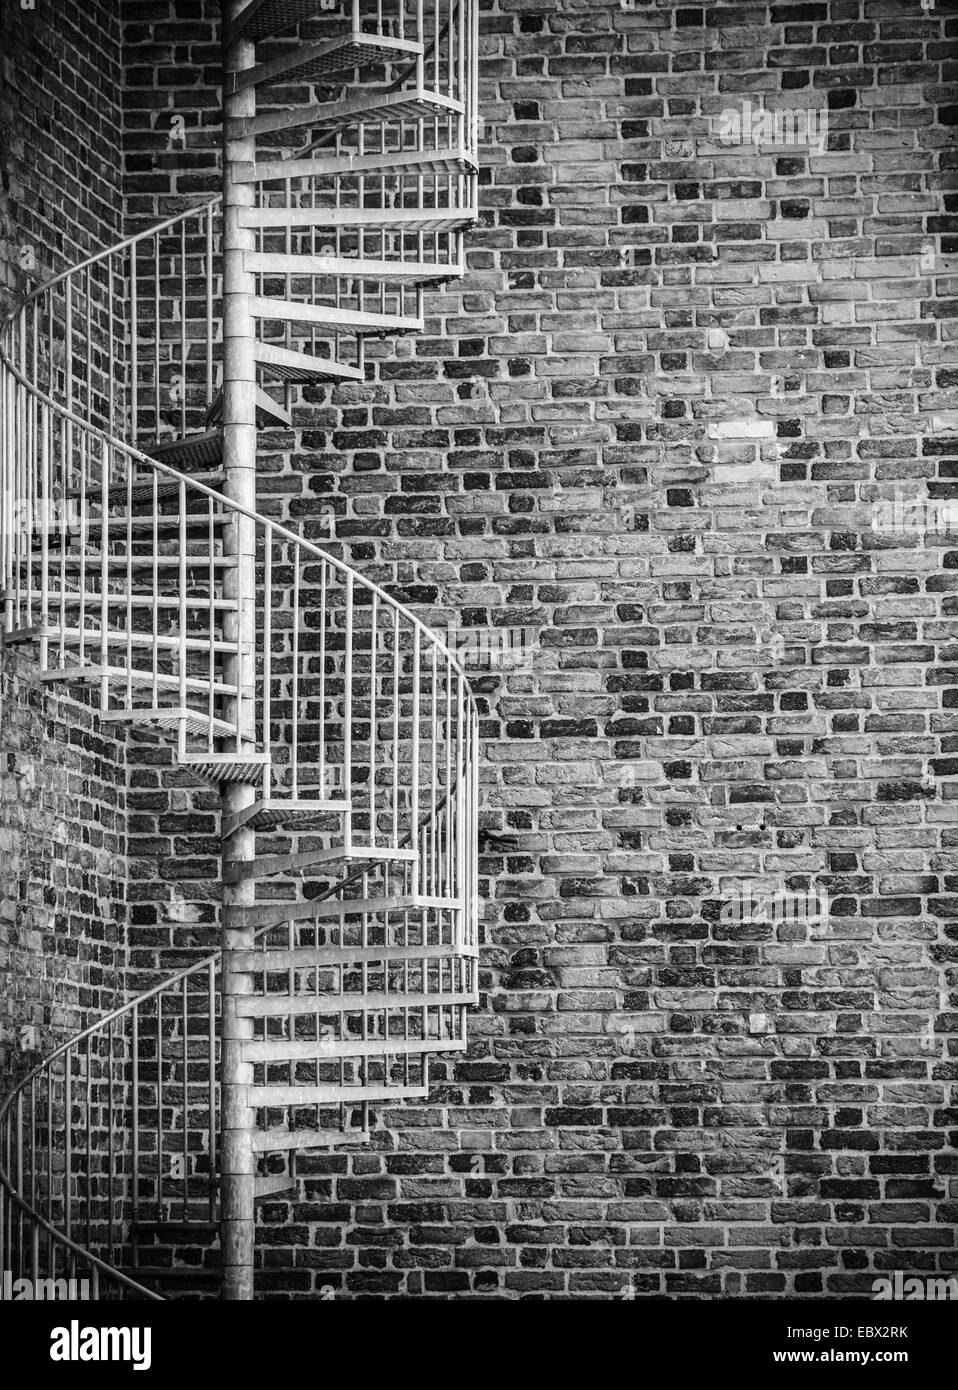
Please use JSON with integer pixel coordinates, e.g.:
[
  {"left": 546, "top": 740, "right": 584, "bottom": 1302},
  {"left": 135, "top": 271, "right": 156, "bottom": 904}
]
[
  {"left": 157, "top": 995, "right": 164, "bottom": 1219},
  {"left": 39, "top": 400, "right": 49, "bottom": 669},
  {"left": 108, "top": 253, "right": 116, "bottom": 440},
  {"left": 126, "top": 462, "right": 134, "bottom": 710},
  {"left": 416, "top": 0, "right": 424, "bottom": 87},
  {"left": 392, "top": 608, "right": 400, "bottom": 850},
  {"left": 207, "top": 963, "right": 216, "bottom": 1225},
  {"left": 107, "top": 1020, "right": 115, "bottom": 1265},
  {"left": 153, "top": 234, "right": 161, "bottom": 442},
  {"left": 182, "top": 977, "right": 189, "bottom": 1223},
  {"left": 85, "top": 1033, "right": 92, "bottom": 1253},
  {"left": 369, "top": 593, "right": 377, "bottom": 849},
  {"left": 100, "top": 438, "right": 110, "bottom": 708},
  {"left": 344, "top": 570, "right": 353, "bottom": 852},
  {"left": 429, "top": 644, "right": 438, "bottom": 896},
  {"left": 78, "top": 432, "right": 87, "bottom": 665},
  {"left": 263, "top": 529, "right": 272, "bottom": 802},
  {"left": 410, "top": 626, "right": 420, "bottom": 895},
  {"left": 178, "top": 480, "right": 187, "bottom": 760},
  {"left": 292, "top": 560, "right": 300, "bottom": 801},
  {"left": 130, "top": 242, "right": 139, "bottom": 443},
  {"left": 206, "top": 207, "right": 214, "bottom": 410},
  {"left": 445, "top": 661, "right": 452, "bottom": 898},
  {"left": 131, "top": 1007, "right": 140, "bottom": 1238},
  {"left": 319, "top": 560, "right": 327, "bottom": 803},
  {"left": 64, "top": 1050, "right": 72, "bottom": 1244},
  {"left": 208, "top": 493, "right": 216, "bottom": 754},
  {"left": 85, "top": 265, "right": 93, "bottom": 424},
  {"left": 180, "top": 219, "right": 188, "bottom": 439}
]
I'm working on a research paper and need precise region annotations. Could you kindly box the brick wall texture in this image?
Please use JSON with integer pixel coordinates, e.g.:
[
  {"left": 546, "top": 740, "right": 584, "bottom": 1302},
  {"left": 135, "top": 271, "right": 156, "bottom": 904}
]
[
  {"left": 0, "top": 0, "right": 127, "bottom": 1091},
  {"left": 5, "top": 0, "right": 958, "bottom": 1296}
]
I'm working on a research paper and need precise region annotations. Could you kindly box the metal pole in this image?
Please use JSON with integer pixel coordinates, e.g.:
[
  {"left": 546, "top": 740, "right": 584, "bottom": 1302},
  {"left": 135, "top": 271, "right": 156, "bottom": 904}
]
[{"left": 220, "top": 0, "right": 258, "bottom": 1302}]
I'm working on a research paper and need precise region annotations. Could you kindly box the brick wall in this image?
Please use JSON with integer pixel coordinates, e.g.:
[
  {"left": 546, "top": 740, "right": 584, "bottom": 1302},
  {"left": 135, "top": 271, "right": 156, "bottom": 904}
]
[
  {"left": 120, "top": 0, "right": 958, "bottom": 1297},
  {"left": 0, "top": 0, "right": 127, "bottom": 1090}
]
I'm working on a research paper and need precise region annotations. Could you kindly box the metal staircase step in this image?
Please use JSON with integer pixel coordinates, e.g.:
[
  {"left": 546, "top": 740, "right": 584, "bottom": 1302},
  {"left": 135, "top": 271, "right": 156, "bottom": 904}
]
[
  {"left": 181, "top": 752, "right": 270, "bottom": 785},
  {"left": 236, "top": 145, "right": 477, "bottom": 183},
  {"left": 235, "top": 892, "right": 455, "bottom": 931},
  {"left": 243, "top": 1034, "right": 463, "bottom": 1063},
  {"left": 242, "top": 204, "right": 476, "bottom": 235},
  {"left": 28, "top": 553, "right": 234, "bottom": 570},
  {"left": 206, "top": 385, "right": 292, "bottom": 429},
  {"left": 254, "top": 341, "right": 364, "bottom": 383},
  {"left": 147, "top": 430, "right": 224, "bottom": 471},
  {"left": 229, "top": 0, "right": 338, "bottom": 43},
  {"left": 223, "top": 844, "right": 417, "bottom": 884},
  {"left": 32, "top": 627, "right": 238, "bottom": 656},
  {"left": 251, "top": 295, "right": 421, "bottom": 336},
  {"left": 252, "top": 1125, "right": 368, "bottom": 1153},
  {"left": 237, "top": 989, "right": 474, "bottom": 1018},
  {"left": 228, "top": 33, "right": 424, "bottom": 94},
  {"left": 237, "top": 942, "right": 465, "bottom": 973},
  {"left": 231, "top": 89, "right": 464, "bottom": 141},
  {"left": 84, "top": 513, "right": 228, "bottom": 533},
  {"left": 100, "top": 706, "right": 240, "bottom": 738},
  {"left": 250, "top": 1081, "right": 429, "bottom": 1107},
  {"left": 66, "top": 471, "right": 224, "bottom": 505},
  {"left": 39, "top": 666, "right": 238, "bottom": 697},
  {"left": 254, "top": 1173, "right": 296, "bottom": 1201},
  {"left": 39, "top": 593, "right": 237, "bottom": 612},
  {"left": 223, "top": 796, "right": 348, "bottom": 835},
  {"left": 246, "top": 250, "right": 461, "bottom": 284}
]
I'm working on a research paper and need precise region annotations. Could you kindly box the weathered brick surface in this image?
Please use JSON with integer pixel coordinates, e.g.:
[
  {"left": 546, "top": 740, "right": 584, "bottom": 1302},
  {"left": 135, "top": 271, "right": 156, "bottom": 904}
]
[
  {"left": 91, "top": 0, "right": 958, "bottom": 1295},
  {"left": 0, "top": 0, "right": 127, "bottom": 1091}
]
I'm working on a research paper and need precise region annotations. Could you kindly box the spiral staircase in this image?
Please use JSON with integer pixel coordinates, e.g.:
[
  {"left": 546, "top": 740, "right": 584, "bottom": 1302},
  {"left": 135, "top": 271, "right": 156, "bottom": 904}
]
[{"left": 0, "top": 0, "right": 480, "bottom": 1299}]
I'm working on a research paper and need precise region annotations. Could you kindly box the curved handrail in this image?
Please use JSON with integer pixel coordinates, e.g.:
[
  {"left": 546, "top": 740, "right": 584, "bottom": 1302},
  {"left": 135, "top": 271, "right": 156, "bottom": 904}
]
[
  {"left": 0, "top": 350, "right": 478, "bottom": 697},
  {"left": 7, "top": 199, "right": 223, "bottom": 320}
]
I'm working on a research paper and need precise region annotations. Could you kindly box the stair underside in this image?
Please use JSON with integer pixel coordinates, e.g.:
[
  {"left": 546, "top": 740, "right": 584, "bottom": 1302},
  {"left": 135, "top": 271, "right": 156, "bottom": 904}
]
[
  {"left": 252, "top": 1124, "right": 369, "bottom": 1153},
  {"left": 223, "top": 843, "right": 417, "bottom": 884},
  {"left": 147, "top": 430, "right": 224, "bottom": 471},
  {"left": 224, "top": 796, "right": 348, "bottom": 835},
  {"left": 229, "top": 33, "right": 424, "bottom": 93},
  {"left": 233, "top": 89, "right": 464, "bottom": 141},
  {"left": 255, "top": 341, "right": 363, "bottom": 383},
  {"left": 251, "top": 296, "right": 421, "bottom": 336},
  {"left": 238, "top": 145, "right": 476, "bottom": 183},
  {"left": 229, "top": 0, "right": 345, "bottom": 43},
  {"left": 206, "top": 386, "right": 292, "bottom": 429}
]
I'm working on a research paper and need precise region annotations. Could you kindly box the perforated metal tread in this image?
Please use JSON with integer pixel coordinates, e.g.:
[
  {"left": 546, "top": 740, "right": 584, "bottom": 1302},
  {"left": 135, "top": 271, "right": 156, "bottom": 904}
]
[{"left": 228, "top": 32, "right": 424, "bottom": 93}]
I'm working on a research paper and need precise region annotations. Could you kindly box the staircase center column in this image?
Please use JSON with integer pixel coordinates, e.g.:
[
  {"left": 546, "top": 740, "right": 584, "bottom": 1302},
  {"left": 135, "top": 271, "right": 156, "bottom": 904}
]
[{"left": 220, "top": 0, "right": 258, "bottom": 1302}]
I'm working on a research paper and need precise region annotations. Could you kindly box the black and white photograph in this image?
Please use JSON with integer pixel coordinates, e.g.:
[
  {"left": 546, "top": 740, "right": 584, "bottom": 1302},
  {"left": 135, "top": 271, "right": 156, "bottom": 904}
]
[{"left": 0, "top": 0, "right": 956, "bottom": 1368}]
